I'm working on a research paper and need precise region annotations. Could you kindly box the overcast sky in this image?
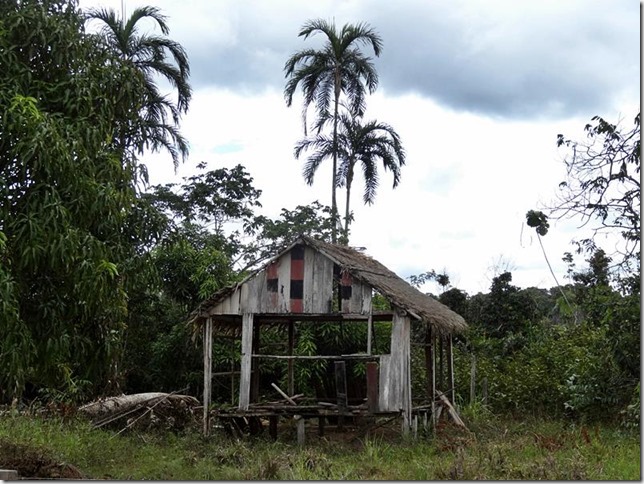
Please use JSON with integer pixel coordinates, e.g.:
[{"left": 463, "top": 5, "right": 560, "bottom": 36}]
[{"left": 80, "top": 0, "right": 639, "bottom": 295}]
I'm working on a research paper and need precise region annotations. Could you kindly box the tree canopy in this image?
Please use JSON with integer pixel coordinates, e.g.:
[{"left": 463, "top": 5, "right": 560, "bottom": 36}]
[
  {"left": 551, "top": 112, "right": 640, "bottom": 274},
  {"left": 0, "top": 0, "right": 192, "bottom": 400},
  {"left": 284, "top": 19, "right": 383, "bottom": 243}
]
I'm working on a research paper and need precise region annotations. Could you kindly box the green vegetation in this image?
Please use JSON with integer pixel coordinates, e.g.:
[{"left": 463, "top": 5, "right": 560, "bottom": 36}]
[
  {"left": 0, "top": 413, "right": 639, "bottom": 480},
  {"left": 284, "top": 19, "right": 385, "bottom": 243}
]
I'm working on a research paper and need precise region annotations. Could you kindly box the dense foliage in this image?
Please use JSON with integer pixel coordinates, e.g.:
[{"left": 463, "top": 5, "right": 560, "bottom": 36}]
[{"left": 0, "top": 0, "right": 159, "bottom": 400}]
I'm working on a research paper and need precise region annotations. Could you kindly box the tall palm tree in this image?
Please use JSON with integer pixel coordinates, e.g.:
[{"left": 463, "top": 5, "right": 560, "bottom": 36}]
[
  {"left": 85, "top": 5, "right": 191, "bottom": 169},
  {"left": 295, "top": 112, "right": 405, "bottom": 242},
  {"left": 284, "top": 19, "right": 382, "bottom": 243}
]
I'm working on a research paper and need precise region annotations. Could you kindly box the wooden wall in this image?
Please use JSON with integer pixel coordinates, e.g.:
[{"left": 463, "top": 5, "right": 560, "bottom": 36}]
[
  {"left": 208, "top": 244, "right": 372, "bottom": 316},
  {"left": 378, "top": 310, "right": 411, "bottom": 425}
]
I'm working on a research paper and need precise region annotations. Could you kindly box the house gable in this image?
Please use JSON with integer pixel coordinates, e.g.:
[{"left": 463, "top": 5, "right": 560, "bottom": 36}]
[{"left": 206, "top": 242, "right": 372, "bottom": 316}]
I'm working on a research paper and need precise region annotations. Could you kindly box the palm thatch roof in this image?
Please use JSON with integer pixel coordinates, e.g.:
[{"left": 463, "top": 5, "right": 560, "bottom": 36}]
[{"left": 191, "top": 235, "right": 467, "bottom": 334}]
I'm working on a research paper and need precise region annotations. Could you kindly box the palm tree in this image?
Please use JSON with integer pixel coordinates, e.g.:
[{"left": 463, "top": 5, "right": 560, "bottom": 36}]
[
  {"left": 295, "top": 112, "right": 405, "bottom": 242},
  {"left": 85, "top": 5, "right": 191, "bottom": 168},
  {"left": 284, "top": 19, "right": 382, "bottom": 243}
]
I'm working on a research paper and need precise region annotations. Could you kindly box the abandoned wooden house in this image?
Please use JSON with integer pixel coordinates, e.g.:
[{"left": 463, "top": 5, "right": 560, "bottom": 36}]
[{"left": 190, "top": 235, "right": 468, "bottom": 442}]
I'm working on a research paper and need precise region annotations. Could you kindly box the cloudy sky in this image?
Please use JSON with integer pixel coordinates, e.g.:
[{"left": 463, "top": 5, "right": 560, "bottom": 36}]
[{"left": 80, "top": 0, "right": 639, "bottom": 295}]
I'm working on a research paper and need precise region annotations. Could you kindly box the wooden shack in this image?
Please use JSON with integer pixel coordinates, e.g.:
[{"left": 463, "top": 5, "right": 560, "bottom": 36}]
[{"left": 190, "top": 235, "right": 468, "bottom": 440}]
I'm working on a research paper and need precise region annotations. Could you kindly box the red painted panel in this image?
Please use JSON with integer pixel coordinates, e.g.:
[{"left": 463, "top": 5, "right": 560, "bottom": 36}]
[
  {"left": 341, "top": 270, "right": 352, "bottom": 286},
  {"left": 290, "top": 299, "right": 303, "bottom": 313},
  {"left": 290, "top": 259, "right": 304, "bottom": 280},
  {"left": 266, "top": 261, "right": 278, "bottom": 279}
]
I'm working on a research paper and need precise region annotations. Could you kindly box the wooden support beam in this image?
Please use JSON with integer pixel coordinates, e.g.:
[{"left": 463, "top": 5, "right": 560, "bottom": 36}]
[
  {"left": 250, "top": 322, "right": 260, "bottom": 403},
  {"left": 335, "top": 360, "right": 348, "bottom": 430},
  {"left": 447, "top": 334, "right": 455, "bottom": 405},
  {"left": 367, "top": 313, "right": 373, "bottom": 355},
  {"left": 230, "top": 338, "right": 236, "bottom": 405},
  {"left": 438, "top": 336, "right": 444, "bottom": 393},
  {"left": 271, "top": 382, "right": 297, "bottom": 405},
  {"left": 239, "top": 313, "right": 254, "bottom": 410},
  {"left": 203, "top": 317, "right": 213, "bottom": 437},
  {"left": 295, "top": 415, "right": 305, "bottom": 446},
  {"left": 424, "top": 323, "right": 432, "bottom": 401},
  {"left": 430, "top": 328, "right": 437, "bottom": 429},
  {"left": 288, "top": 321, "right": 294, "bottom": 396},
  {"left": 366, "top": 361, "right": 379, "bottom": 413},
  {"left": 251, "top": 354, "right": 379, "bottom": 361}
]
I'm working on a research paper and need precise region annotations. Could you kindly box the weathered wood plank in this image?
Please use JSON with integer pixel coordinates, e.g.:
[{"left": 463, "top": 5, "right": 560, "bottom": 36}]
[
  {"left": 238, "top": 313, "right": 254, "bottom": 410},
  {"left": 348, "top": 278, "right": 372, "bottom": 314},
  {"left": 335, "top": 360, "right": 348, "bottom": 431},
  {"left": 271, "top": 382, "right": 297, "bottom": 405},
  {"left": 203, "top": 317, "right": 213, "bottom": 436},
  {"left": 381, "top": 309, "right": 411, "bottom": 430},
  {"left": 302, "top": 246, "right": 315, "bottom": 312},
  {"left": 378, "top": 354, "right": 393, "bottom": 411},
  {"left": 250, "top": 322, "right": 260, "bottom": 403},
  {"left": 288, "top": 321, "right": 294, "bottom": 396},
  {"left": 367, "top": 313, "right": 373, "bottom": 355},
  {"left": 311, "top": 250, "right": 334, "bottom": 312},
  {"left": 296, "top": 415, "right": 305, "bottom": 446},
  {"left": 276, "top": 253, "right": 291, "bottom": 312},
  {"left": 447, "top": 334, "right": 455, "bottom": 404},
  {"left": 431, "top": 329, "right": 437, "bottom": 428},
  {"left": 436, "top": 390, "right": 468, "bottom": 430},
  {"left": 252, "top": 354, "right": 379, "bottom": 361}
]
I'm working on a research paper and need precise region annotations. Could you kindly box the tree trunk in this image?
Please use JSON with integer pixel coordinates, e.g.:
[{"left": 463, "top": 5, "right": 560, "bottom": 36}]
[
  {"left": 343, "top": 163, "right": 354, "bottom": 242},
  {"left": 331, "top": 70, "right": 341, "bottom": 244}
]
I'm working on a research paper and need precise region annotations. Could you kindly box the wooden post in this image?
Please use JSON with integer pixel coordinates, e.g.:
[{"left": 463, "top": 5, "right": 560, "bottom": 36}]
[
  {"left": 203, "top": 317, "right": 213, "bottom": 436},
  {"left": 447, "top": 334, "right": 455, "bottom": 405},
  {"left": 239, "top": 313, "right": 254, "bottom": 410},
  {"left": 438, "top": 336, "right": 444, "bottom": 393},
  {"left": 424, "top": 323, "right": 432, "bottom": 401},
  {"left": 366, "top": 361, "right": 379, "bottom": 413},
  {"left": 430, "top": 329, "right": 437, "bottom": 429},
  {"left": 367, "top": 313, "right": 373, "bottom": 355},
  {"left": 295, "top": 415, "right": 305, "bottom": 446},
  {"left": 230, "top": 354, "right": 235, "bottom": 405},
  {"left": 250, "top": 321, "right": 260, "bottom": 403},
  {"left": 335, "top": 360, "right": 348, "bottom": 430},
  {"left": 288, "top": 321, "right": 295, "bottom": 396},
  {"left": 470, "top": 353, "right": 476, "bottom": 404}
]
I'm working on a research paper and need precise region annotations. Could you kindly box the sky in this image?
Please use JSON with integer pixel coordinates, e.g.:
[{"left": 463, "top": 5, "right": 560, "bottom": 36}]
[{"left": 80, "top": 0, "right": 640, "bottom": 296}]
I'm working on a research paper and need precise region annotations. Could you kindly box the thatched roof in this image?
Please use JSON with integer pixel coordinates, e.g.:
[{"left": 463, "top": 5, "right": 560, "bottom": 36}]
[
  {"left": 192, "top": 235, "right": 467, "bottom": 334},
  {"left": 299, "top": 236, "right": 467, "bottom": 334}
]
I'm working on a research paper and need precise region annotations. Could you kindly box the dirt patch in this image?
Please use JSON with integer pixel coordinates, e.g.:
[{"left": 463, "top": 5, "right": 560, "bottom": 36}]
[{"left": 0, "top": 438, "right": 85, "bottom": 479}]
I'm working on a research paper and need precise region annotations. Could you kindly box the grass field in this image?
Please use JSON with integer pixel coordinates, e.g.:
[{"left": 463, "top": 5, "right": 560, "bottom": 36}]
[{"left": 0, "top": 408, "right": 639, "bottom": 480}]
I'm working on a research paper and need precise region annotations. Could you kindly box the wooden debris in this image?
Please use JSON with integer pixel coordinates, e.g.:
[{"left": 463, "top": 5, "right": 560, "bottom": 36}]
[
  {"left": 271, "top": 383, "right": 297, "bottom": 405},
  {"left": 79, "top": 391, "right": 199, "bottom": 431},
  {"left": 436, "top": 390, "right": 467, "bottom": 430}
]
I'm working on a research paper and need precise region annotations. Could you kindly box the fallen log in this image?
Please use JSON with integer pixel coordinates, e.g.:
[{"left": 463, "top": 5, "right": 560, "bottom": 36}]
[{"left": 79, "top": 392, "right": 200, "bottom": 430}]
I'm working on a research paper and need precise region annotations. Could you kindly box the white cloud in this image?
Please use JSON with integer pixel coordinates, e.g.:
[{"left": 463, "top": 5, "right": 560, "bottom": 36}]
[{"left": 80, "top": 0, "right": 638, "bottom": 294}]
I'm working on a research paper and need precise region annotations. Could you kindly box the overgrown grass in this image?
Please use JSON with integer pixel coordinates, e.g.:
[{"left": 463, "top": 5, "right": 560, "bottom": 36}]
[{"left": 0, "top": 410, "right": 639, "bottom": 480}]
